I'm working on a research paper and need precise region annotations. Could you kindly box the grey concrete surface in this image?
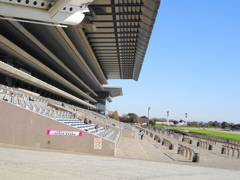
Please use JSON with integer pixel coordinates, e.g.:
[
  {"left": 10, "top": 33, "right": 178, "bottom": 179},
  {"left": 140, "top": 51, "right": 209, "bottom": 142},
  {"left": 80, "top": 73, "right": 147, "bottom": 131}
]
[
  {"left": 0, "top": 146, "right": 240, "bottom": 180},
  {"left": 0, "top": 127, "right": 240, "bottom": 179},
  {"left": 117, "top": 128, "right": 240, "bottom": 171}
]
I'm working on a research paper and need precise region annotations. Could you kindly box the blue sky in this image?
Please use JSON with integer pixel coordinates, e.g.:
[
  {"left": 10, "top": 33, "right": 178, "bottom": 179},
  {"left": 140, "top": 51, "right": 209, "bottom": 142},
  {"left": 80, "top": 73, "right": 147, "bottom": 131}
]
[{"left": 108, "top": 0, "right": 240, "bottom": 123}]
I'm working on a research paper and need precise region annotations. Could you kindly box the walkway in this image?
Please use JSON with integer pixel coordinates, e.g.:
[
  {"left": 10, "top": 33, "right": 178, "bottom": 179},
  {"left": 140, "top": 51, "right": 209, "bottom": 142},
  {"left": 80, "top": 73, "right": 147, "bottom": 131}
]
[
  {"left": 0, "top": 127, "right": 240, "bottom": 179},
  {"left": 116, "top": 127, "right": 240, "bottom": 171}
]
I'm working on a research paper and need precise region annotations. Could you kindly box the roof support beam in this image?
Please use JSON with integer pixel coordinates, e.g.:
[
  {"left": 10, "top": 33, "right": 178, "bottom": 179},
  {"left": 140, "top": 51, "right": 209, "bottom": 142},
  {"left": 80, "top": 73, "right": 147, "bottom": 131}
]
[
  {"left": 90, "top": 41, "right": 137, "bottom": 44},
  {"left": 90, "top": 3, "right": 144, "bottom": 7},
  {"left": 97, "top": 25, "right": 140, "bottom": 29},
  {"left": 48, "top": 0, "right": 72, "bottom": 18},
  {"left": 0, "top": 34, "right": 97, "bottom": 103},
  {"left": 0, "top": 61, "right": 96, "bottom": 109},
  {"left": 8, "top": 20, "right": 97, "bottom": 97},
  {"left": 91, "top": 19, "right": 141, "bottom": 23},
  {"left": 111, "top": 0, "right": 122, "bottom": 79},
  {"left": 93, "top": 45, "right": 137, "bottom": 47},
  {"left": 86, "top": 32, "right": 138, "bottom": 34},
  {"left": 89, "top": 37, "right": 138, "bottom": 39},
  {"left": 94, "top": 12, "right": 142, "bottom": 16}
]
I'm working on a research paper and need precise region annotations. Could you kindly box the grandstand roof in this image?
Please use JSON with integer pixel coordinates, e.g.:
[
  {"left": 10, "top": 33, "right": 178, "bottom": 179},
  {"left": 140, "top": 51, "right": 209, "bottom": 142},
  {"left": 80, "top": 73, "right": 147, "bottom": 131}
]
[
  {"left": 0, "top": 0, "right": 161, "bottom": 108},
  {"left": 86, "top": 0, "right": 160, "bottom": 81},
  {"left": 102, "top": 85, "right": 122, "bottom": 98}
]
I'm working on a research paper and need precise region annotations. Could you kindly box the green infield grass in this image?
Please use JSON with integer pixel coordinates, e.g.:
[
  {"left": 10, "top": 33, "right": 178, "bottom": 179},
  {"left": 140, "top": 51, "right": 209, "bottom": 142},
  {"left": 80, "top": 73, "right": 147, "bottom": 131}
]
[{"left": 168, "top": 127, "right": 240, "bottom": 141}]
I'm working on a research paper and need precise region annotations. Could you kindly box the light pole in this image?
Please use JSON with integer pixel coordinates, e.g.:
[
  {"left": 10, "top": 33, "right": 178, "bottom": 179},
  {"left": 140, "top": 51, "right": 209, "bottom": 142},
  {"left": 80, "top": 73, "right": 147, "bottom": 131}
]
[
  {"left": 185, "top": 113, "right": 188, "bottom": 126},
  {"left": 167, "top": 111, "right": 170, "bottom": 126},
  {"left": 148, "top": 107, "right": 150, "bottom": 125}
]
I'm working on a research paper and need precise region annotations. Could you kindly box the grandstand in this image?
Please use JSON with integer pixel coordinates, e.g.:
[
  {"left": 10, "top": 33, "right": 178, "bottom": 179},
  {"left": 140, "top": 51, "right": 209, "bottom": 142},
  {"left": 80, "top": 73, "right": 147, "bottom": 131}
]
[{"left": 0, "top": 0, "right": 161, "bottom": 155}]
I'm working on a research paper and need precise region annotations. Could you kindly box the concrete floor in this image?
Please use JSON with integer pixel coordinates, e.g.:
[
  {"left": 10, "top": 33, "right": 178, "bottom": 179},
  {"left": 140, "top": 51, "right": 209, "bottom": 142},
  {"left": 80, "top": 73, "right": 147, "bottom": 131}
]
[
  {"left": 0, "top": 127, "right": 240, "bottom": 179},
  {"left": 117, "top": 128, "right": 240, "bottom": 171}
]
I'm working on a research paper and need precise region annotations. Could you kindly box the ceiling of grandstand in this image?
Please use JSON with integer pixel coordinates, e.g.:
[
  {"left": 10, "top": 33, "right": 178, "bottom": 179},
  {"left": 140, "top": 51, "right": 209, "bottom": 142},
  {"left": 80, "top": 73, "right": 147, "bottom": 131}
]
[
  {"left": 0, "top": 0, "right": 160, "bottom": 107},
  {"left": 86, "top": 0, "right": 160, "bottom": 80}
]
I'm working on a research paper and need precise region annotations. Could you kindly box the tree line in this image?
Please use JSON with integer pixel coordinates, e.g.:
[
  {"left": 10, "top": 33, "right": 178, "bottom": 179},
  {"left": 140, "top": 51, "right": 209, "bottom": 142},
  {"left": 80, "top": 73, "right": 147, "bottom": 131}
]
[{"left": 108, "top": 111, "right": 240, "bottom": 130}]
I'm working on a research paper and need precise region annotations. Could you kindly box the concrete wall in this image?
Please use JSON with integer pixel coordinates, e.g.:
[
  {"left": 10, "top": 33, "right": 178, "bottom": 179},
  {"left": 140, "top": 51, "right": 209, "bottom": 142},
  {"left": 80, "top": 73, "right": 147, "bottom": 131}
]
[{"left": 0, "top": 100, "right": 116, "bottom": 156}]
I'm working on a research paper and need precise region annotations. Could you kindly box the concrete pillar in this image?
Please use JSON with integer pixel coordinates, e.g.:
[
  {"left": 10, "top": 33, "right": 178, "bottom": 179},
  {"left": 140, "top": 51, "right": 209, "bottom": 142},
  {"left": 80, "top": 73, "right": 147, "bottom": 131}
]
[{"left": 192, "top": 153, "right": 200, "bottom": 163}]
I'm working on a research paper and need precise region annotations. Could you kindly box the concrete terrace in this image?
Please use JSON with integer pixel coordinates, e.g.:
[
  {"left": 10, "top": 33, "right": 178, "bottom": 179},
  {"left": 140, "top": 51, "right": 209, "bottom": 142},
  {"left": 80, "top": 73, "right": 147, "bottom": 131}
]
[
  {"left": 0, "top": 127, "right": 240, "bottom": 180},
  {"left": 117, "top": 127, "right": 240, "bottom": 171}
]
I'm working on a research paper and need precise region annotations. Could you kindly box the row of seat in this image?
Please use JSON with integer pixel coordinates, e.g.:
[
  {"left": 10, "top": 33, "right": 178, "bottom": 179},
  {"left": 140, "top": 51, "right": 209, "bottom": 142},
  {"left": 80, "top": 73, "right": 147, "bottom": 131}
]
[
  {"left": 55, "top": 118, "right": 117, "bottom": 140},
  {"left": 1, "top": 84, "right": 121, "bottom": 142},
  {"left": 0, "top": 89, "right": 74, "bottom": 119}
]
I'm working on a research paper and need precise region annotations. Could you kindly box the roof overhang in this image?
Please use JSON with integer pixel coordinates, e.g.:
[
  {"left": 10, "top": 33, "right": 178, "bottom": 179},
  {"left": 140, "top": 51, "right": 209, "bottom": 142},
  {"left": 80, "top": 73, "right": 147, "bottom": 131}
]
[
  {"left": 0, "top": 0, "right": 161, "bottom": 104},
  {"left": 106, "top": 97, "right": 112, "bottom": 103},
  {"left": 84, "top": 0, "right": 161, "bottom": 81},
  {"left": 102, "top": 84, "right": 123, "bottom": 98}
]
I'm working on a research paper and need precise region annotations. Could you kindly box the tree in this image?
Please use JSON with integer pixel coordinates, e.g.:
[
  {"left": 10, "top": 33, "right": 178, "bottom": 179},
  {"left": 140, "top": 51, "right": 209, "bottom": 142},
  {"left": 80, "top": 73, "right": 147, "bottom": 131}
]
[
  {"left": 140, "top": 116, "right": 148, "bottom": 123},
  {"left": 134, "top": 117, "right": 143, "bottom": 123},
  {"left": 109, "top": 110, "right": 120, "bottom": 121},
  {"left": 158, "top": 118, "right": 166, "bottom": 122},
  {"left": 207, "top": 121, "right": 213, "bottom": 126},
  {"left": 212, "top": 121, "right": 220, "bottom": 127},
  {"left": 173, "top": 120, "right": 178, "bottom": 125},
  {"left": 221, "top": 121, "right": 229, "bottom": 129},
  {"left": 187, "top": 121, "right": 198, "bottom": 127},
  {"left": 231, "top": 124, "right": 240, "bottom": 130},
  {"left": 120, "top": 114, "right": 128, "bottom": 122},
  {"left": 127, "top": 113, "right": 138, "bottom": 122},
  {"left": 141, "top": 116, "right": 148, "bottom": 119},
  {"left": 149, "top": 119, "right": 156, "bottom": 126}
]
